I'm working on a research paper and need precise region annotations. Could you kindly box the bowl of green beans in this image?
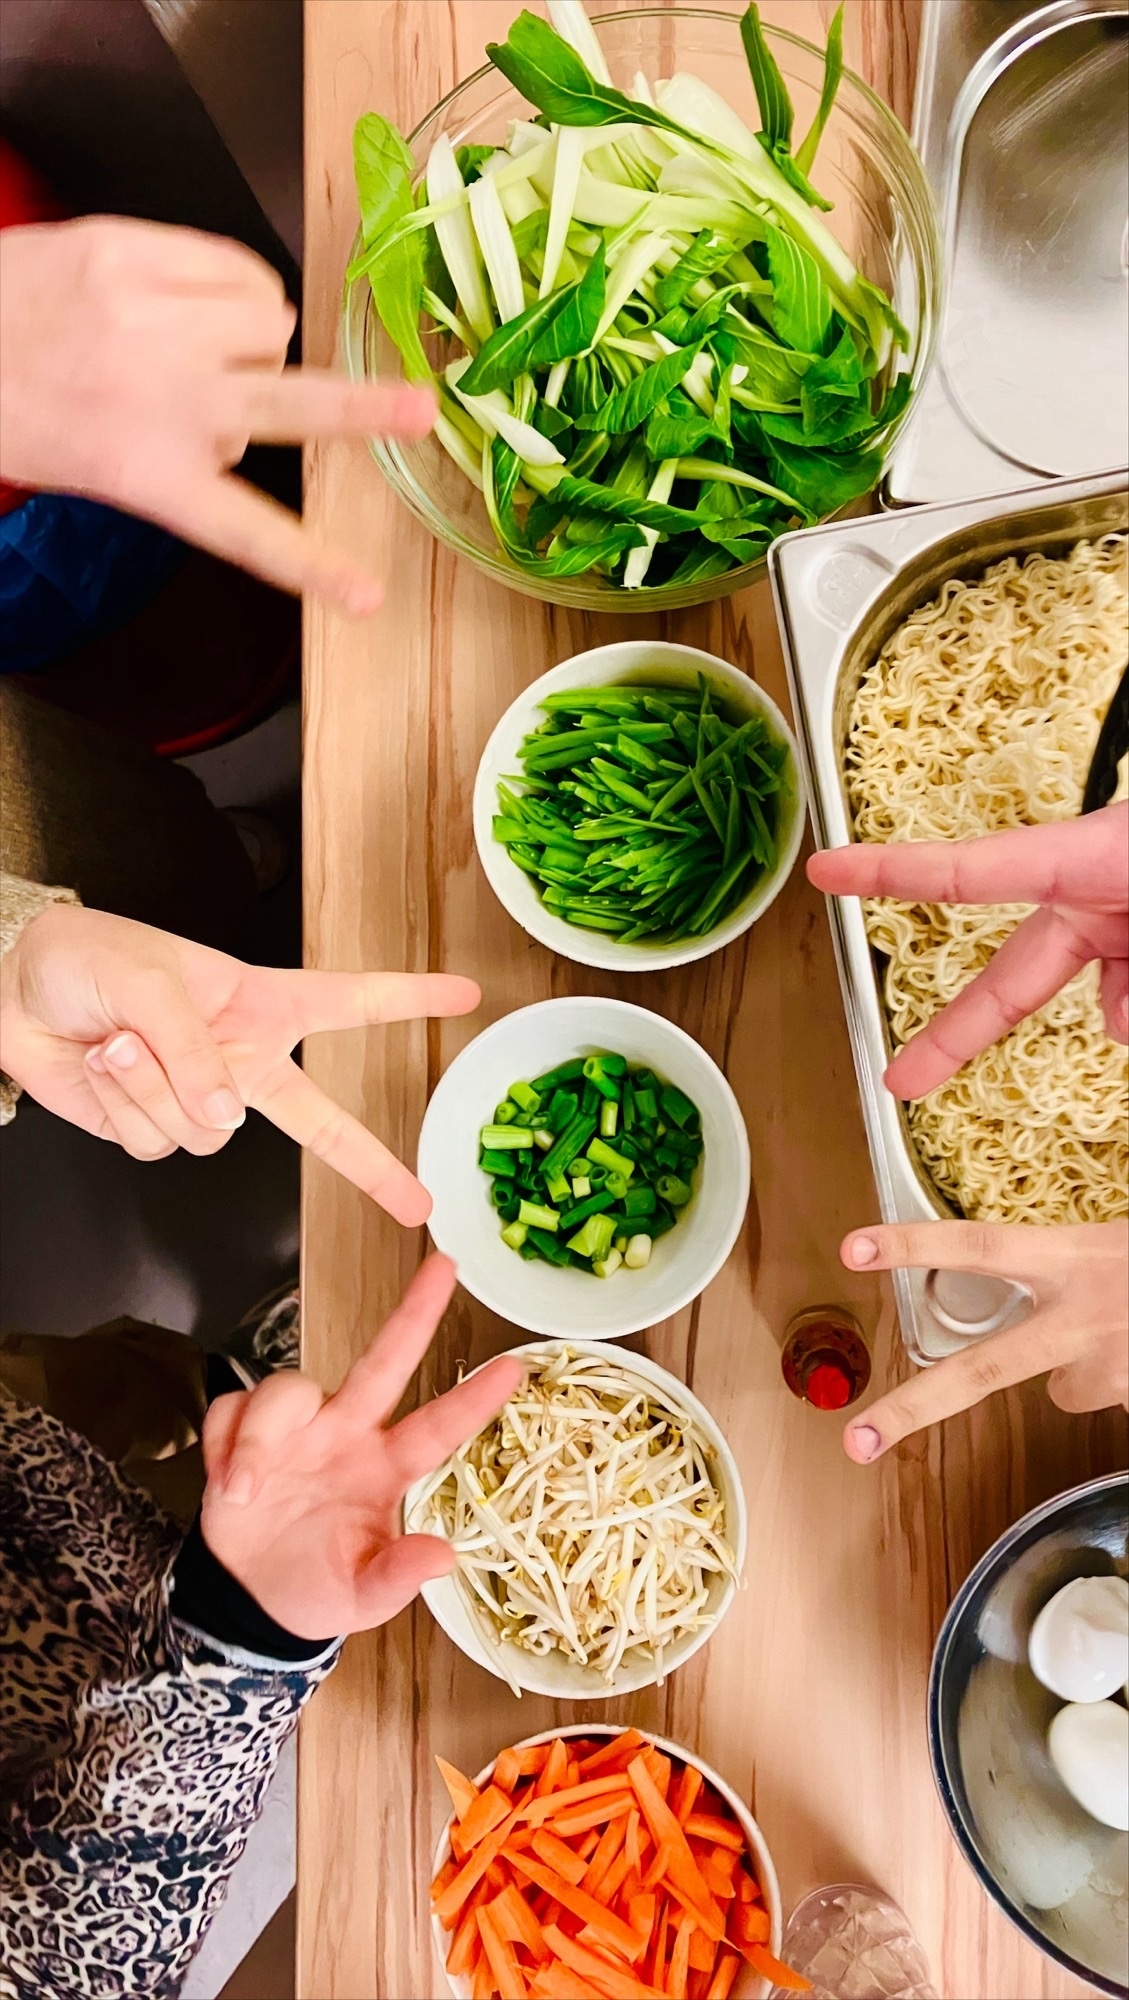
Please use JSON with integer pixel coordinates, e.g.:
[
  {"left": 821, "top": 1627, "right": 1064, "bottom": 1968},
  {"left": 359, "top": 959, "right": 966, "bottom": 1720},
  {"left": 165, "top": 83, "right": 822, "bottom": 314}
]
[
  {"left": 417, "top": 996, "right": 750, "bottom": 1340},
  {"left": 473, "top": 640, "right": 805, "bottom": 970}
]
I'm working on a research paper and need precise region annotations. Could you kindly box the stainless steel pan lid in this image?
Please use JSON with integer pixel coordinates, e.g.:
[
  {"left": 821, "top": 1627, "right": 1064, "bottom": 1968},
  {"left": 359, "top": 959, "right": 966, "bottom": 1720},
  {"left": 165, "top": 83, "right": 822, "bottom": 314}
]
[
  {"left": 769, "top": 470, "right": 1129, "bottom": 1364},
  {"left": 885, "top": 0, "right": 1129, "bottom": 506}
]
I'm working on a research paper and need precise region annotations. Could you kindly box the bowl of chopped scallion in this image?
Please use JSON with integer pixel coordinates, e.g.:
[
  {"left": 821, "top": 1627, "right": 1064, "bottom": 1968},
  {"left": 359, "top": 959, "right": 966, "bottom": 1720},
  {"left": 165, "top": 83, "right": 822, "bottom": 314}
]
[
  {"left": 342, "top": 1, "right": 939, "bottom": 608},
  {"left": 474, "top": 639, "right": 804, "bottom": 969},
  {"left": 417, "top": 996, "right": 749, "bottom": 1340}
]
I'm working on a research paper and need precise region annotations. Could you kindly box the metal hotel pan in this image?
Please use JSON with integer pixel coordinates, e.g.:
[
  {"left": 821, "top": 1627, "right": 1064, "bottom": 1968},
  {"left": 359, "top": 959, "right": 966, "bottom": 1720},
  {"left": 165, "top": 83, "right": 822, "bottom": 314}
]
[{"left": 769, "top": 471, "right": 1129, "bottom": 1365}]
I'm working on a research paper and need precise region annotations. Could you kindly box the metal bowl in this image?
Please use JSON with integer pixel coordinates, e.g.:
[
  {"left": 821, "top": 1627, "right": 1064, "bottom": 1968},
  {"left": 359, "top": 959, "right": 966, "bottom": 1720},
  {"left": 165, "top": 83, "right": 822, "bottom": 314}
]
[{"left": 929, "top": 1472, "right": 1129, "bottom": 1997}]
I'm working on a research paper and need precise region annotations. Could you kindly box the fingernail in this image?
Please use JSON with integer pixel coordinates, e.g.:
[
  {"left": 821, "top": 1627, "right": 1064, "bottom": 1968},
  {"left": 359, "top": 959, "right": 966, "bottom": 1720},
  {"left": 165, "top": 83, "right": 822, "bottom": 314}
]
[
  {"left": 224, "top": 1468, "right": 254, "bottom": 1505},
  {"left": 85, "top": 1046, "right": 107, "bottom": 1074},
  {"left": 204, "top": 1089, "right": 245, "bottom": 1130},
  {"left": 104, "top": 1034, "right": 138, "bottom": 1071},
  {"left": 846, "top": 1233, "right": 880, "bottom": 1266},
  {"left": 848, "top": 1424, "right": 882, "bottom": 1462}
]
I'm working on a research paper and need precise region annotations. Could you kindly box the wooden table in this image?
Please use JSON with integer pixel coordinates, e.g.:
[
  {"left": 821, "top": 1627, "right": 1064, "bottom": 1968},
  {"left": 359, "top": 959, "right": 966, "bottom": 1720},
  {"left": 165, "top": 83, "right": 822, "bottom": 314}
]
[{"left": 299, "top": 6, "right": 1125, "bottom": 1994}]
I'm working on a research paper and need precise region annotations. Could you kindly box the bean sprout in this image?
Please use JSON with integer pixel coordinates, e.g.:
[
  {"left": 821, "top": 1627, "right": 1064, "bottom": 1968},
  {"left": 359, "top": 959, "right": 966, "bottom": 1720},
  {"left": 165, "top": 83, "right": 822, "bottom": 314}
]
[{"left": 408, "top": 1347, "right": 736, "bottom": 1691}]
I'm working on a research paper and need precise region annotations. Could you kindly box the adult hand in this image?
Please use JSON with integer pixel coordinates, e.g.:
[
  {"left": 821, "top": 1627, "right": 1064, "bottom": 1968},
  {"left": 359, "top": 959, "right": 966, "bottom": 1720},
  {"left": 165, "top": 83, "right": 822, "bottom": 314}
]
[
  {"left": 201, "top": 1256, "right": 522, "bottom": 1638},
  {"left": 0, "top": 902, "right": 477, "bottom": 1223},
  {"left": 807, "top": 804, "right": 1129, "bottom": 1098},
  {"left": 0, "top": 216, "right": 435, "bottom": 614},
  {"left": 838, "top": 1218, "right": 1129, "bottom": 1463}
]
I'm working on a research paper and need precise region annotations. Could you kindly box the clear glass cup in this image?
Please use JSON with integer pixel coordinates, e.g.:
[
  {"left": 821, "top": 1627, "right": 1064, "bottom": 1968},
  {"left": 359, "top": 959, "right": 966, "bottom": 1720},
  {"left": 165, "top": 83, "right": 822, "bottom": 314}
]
[
  {"left": 773, "top": 1884, "right": 938, "bottom": 2000},
  {"left": 342, "top": 8, "right": 941, "bottom": 613}
]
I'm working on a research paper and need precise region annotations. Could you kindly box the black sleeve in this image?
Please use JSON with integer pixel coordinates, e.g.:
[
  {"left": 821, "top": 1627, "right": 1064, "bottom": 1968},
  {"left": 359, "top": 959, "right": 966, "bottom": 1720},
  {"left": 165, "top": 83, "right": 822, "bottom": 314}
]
[{"left": 170, "top": 1515, "right": 338, "bottom": 1664}]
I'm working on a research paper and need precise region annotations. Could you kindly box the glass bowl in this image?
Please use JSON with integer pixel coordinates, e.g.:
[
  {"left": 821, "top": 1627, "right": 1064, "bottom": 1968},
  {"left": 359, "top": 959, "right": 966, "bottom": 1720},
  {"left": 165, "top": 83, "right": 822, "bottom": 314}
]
[{"left": 342, "top": 7, "right": 941, "bottom": 612}]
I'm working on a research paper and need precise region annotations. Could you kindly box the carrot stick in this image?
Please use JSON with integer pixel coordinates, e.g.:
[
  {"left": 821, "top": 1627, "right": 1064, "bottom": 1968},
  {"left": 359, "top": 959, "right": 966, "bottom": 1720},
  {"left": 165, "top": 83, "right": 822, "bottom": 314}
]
[
  {"left": 669, "top": 1915, "right": 694, "bottom": 2000},
  {"left": 550, "top": 1795, "right": 635, "bottom": 1838},
  {"left": 619, "top": 1867, "right": 643, "bottom": 1908},
  {"left": 732, "top": 1903, "right": 771, "bottom": 1947},
  {"left": 494, "top": 1743, "right": 550, "bottom": 1793},
  {"left": 626, "top": 1759, "right": 725, "bottom": 1941},
  {"left": 598, "top": 1846, "right": 632, "bottom": 1909},
  {"left": 578, "top": 1730, "right": 646, "bottom": 1778},
  {"left": 433, "top": 1856, "right": 460, "bottom": 1898},
  {"left": 706, "top": 1954, "right": 739, "bottom": 2000},
  {"left": 447, "top": 1901, "right": 484, "bottom": 1980},
  {"left": 743, "top": 1944, "right": 812, "bottom": 1991},
  {"left": 478, "top": 1903, "right": 528, "bottom": 2000},
  {"left": 507, "top": 1853, "right": 648, "bottom": 1964},
  {"left": 624, "top": 1809, "right": 642, "bottom": 1876},
  {"left": 491, "top": 1883, "right": 551, "bottom": 1963},
  {"left": 531, "top": 1829, "right": 588, "bottom": 1887},
  {"left": 733, "top": 1869, "right": 759, "bottom": 1904},
  {"left": 641, "top": 1749, "right": 672, "bottom": 1800},
  {"left": 472, "top": 1949, "right": 495, "bottom": 2000},
  {"left": 534, "top": 1739, "right": 569, "bottom": 1799},
  {"left": 627, "top": 1890, "right": 656, "bottom": 1940},
  {"left": 461, "top": 1785, "right": 514, "bottom": 1851},
  {"left": 642, "top": 1840, "right": 674, "bottom": 1892},
  {"left": 542, "top": 1925, "right": 664, "bottom": 2000},
  {"left": 566, "top": 1759, "right": 581, "bottom": 1788},
  {"left": 700, "top": 1854, "right": 738, "bottom": 1902},
  {"left": 581, "top": 1814, "right": 628, "bottom": 1898},
  {"left": 436, "top": 1756, "right": 480, "bottom": 1821},
  {"left": 683, "top": 1816, "right": 743, "bottom": 1853},
  {"left": 521, "top": 1773, "right": 634, "bottom": 1825},
  {"left": 577, "top": 1829, "right": 602, "bottom": 1862},
  {"left": 687, "top": 1927, "right": 717, "bottom": 1976},
  {"left": 646, "top": 1897, "right": 670, "bottom": 1994},
  {"left": 671, "top": 1765, "right": 703, "bottom": 1826},
  {"left": 529, "top": 1961, "right": 605, "bottom": 2000},
  {"left": 433, "top": 1811, "right": 519, "bottom": 1929}
]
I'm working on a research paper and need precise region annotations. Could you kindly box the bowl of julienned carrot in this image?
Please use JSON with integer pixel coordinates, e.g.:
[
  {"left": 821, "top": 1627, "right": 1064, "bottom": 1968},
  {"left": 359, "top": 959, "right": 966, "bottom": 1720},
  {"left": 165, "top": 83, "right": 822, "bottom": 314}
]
[{"left": 428, "top": 1724, "right": 809, "bottom": 2000}]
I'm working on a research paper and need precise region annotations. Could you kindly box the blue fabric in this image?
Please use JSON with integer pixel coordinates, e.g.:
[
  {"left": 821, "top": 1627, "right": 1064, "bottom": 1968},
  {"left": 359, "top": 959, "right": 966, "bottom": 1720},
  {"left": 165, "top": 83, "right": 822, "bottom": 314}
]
[{"left": 0, "top": 493, "right": 183, "bottom": 675}]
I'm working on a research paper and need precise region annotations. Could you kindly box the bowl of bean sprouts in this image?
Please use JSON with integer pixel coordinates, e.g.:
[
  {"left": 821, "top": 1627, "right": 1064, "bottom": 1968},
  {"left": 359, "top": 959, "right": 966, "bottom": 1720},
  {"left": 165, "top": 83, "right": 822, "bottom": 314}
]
[{"left": 405, "top": 1339, "right": 747, "bottom": 1700}]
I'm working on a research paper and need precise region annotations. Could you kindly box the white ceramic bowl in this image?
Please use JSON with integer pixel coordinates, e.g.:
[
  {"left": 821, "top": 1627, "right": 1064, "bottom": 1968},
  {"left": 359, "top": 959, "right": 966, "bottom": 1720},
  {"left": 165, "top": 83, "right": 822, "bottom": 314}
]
[
  {"left": 405, "top": 1338, "right": 747, "bottom": 1702},
  {"left": 429, "top": 1724, "right": 782, "bottom": 2000},
  {"left": 473, "top": 640, "right": 806, "bottom": 973},
  {"left": 417, "top": 996, "right": 750, "bottom": 1341}
]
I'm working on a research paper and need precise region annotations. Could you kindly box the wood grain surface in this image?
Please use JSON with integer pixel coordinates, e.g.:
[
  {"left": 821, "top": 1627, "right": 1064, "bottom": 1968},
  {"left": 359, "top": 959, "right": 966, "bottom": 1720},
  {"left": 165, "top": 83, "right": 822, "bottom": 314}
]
[{"left": 299, "top": 6, "right": 1125, "bottom": 1995}]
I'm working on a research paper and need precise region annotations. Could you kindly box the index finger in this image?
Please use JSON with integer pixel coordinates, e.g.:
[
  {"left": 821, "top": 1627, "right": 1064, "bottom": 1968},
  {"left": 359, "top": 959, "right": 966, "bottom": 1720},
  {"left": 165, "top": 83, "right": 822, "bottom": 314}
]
[
  {"left": 883, "top": 905, "right": 1091, "bottom": 1098},
  {"left": 332, "top": 1254, "right": 459, "bottom": 1427},
  {"left": 841, "top": 1310, "right": 1067, "bottom": 1461},
  {"left": 387, "top": 1355, "right": 526, "bottom": 1488},
  {"left": 243, "top": 371, "right": 437, "bottom": 444},
  {"left": 254, "top": 1060, "right": 430, "bottom": 1223},
  {"left": 807, "top": 805, "right": 1129, "bottom": 911},
  {"left": 268, "top": 968, "right": 481, "bottom": 1038}
]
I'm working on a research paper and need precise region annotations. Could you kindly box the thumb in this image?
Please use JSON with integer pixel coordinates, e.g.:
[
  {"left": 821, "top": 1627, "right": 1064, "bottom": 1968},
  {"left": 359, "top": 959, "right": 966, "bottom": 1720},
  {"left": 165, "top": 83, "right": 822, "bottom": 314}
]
[
  {"left": 351, "top": 1533, "right": 455, "bottom": 1632},
  {"left": 118, "top": 965, "right": 245, "bottom": 1132}
]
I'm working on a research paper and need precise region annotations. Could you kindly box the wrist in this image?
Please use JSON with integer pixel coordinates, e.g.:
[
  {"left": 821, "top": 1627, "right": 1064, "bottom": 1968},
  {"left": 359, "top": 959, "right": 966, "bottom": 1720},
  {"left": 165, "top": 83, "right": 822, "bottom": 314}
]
[{"left": 172, "top": 1515, "right": 337, "bottom": 1667}]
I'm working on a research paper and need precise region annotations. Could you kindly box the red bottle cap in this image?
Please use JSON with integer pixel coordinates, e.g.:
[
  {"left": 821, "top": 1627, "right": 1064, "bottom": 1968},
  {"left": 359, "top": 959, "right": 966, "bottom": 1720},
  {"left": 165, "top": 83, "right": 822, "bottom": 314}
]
[{"left": 805, "top": 1360, "right": 853, "bottom": 1411}]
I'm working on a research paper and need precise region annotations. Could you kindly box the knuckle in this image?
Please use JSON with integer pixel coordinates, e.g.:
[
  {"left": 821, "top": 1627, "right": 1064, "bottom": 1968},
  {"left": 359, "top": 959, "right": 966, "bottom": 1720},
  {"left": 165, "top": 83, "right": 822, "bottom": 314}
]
[
  {"left": 963, "top": 1346, "right": 1011, "bottom": 1397},
  {"left": 954, "top": 1223, "right": 1001, "bottom": 1267}
]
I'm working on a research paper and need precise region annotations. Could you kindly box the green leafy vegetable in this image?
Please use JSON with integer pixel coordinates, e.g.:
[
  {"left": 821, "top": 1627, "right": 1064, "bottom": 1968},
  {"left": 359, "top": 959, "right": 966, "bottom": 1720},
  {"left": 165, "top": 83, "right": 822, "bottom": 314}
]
[
  {"left": 347, "top": 2, "right": 914, "bottom": 593},
  {"left": 353, "top": 115, "right": 431, "bottom": 382}
]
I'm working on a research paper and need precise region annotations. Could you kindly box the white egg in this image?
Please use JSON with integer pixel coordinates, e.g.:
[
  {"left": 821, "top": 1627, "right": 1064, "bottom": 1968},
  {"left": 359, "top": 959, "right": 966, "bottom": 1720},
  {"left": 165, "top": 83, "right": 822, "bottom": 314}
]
[
  {"left": 1049, "top": 1702, "right": 1129, "bottom": 1832},
  {"left": 1028, "top": 1576, "right": 1129, "bottom": 1704}
]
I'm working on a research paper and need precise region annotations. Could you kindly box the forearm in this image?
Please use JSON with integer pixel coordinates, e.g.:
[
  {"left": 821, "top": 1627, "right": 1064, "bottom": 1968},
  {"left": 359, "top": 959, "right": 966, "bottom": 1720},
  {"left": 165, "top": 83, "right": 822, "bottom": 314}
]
[{"left": 0, "top": 1399, "right": 339, "bottom": 2000}]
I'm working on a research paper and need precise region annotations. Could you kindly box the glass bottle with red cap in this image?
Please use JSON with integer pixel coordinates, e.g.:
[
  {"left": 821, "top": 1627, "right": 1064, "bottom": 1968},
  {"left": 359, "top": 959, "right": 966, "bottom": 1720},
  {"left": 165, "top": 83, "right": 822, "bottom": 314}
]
[{"left": 781, "top": 1305, "right": 871, "bottom": 1410}]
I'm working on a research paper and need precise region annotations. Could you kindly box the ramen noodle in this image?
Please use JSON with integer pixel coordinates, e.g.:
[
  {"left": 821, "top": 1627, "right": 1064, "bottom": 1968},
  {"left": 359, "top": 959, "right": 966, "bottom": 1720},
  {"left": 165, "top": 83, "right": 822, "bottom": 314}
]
[{"left": 845, "top": 533, "right": 1129, "bottom": 1224}]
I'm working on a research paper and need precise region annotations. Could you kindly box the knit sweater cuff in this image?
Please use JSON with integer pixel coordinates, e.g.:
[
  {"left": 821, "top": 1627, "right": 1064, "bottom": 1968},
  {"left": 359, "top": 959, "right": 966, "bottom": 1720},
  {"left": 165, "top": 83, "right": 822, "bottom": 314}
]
[{"left": 0, "top": 872, "right": 80, "bottom": 1124}]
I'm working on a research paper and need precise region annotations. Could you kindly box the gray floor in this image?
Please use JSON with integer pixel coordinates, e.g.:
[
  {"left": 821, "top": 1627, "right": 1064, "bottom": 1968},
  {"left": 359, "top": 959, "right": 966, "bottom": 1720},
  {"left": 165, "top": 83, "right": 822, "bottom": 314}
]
[{"left": 1, "top": 697, "right": 304, "bottom": 1998}]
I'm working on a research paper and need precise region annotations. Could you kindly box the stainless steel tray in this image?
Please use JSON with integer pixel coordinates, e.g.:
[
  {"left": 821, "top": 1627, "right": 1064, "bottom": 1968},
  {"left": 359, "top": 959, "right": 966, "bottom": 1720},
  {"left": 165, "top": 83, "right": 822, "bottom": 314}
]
[
  {"left": 884, "top": 0, "right": 1129, "bottom": 507},
  {"left": 770, "top": 471, "right": 1129, "bottom": 1364}
]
